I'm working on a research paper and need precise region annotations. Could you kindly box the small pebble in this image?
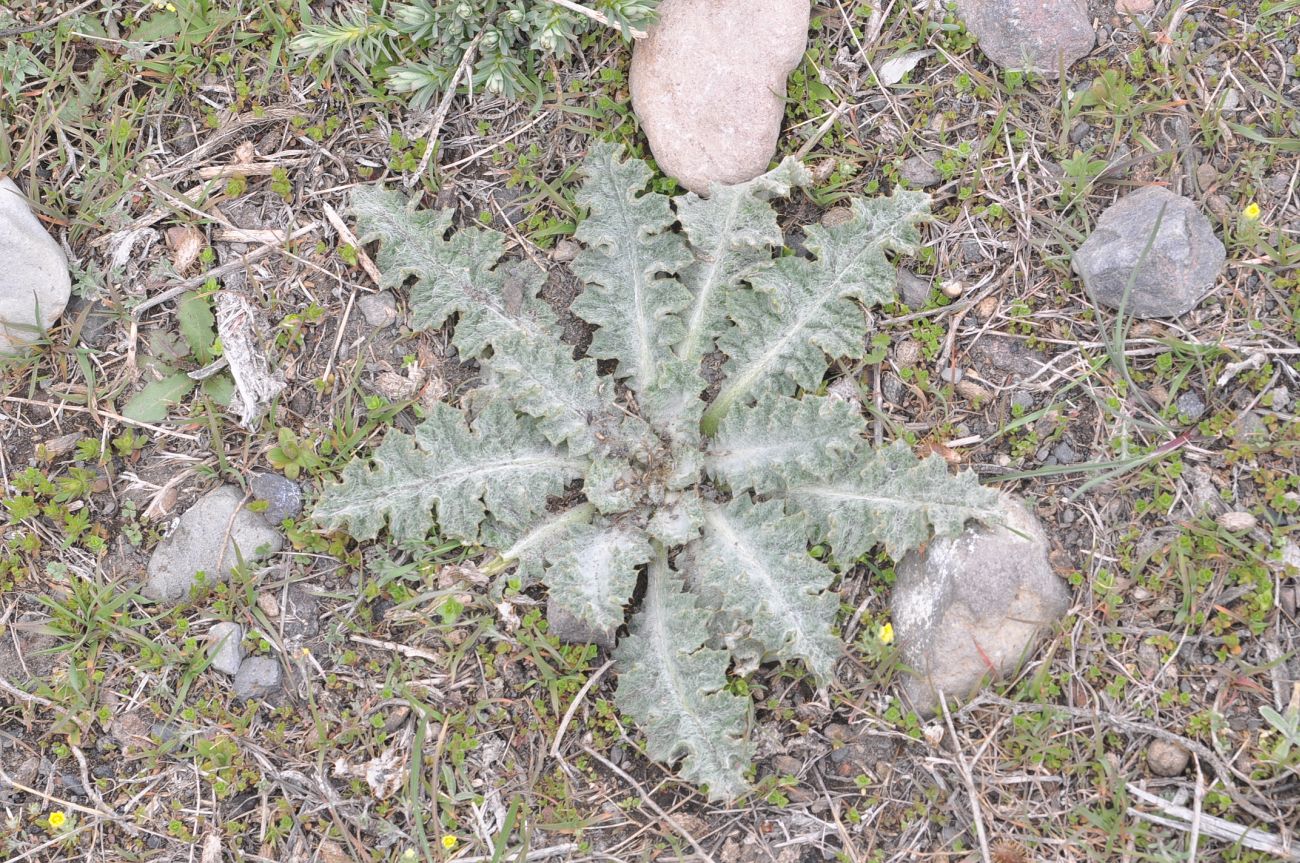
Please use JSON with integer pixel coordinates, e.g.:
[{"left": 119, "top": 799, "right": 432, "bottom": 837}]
[
  {"left": 1010, "top": 390, "right": 1035, "bottom": 411},
  {"left": 1068, "top": 121, "right": 1090, "bottom": 144},
  {"left": 896, "top": 269, "right": 932, "bottom": 307},
  {"left": 357, "top": 291, "right": 398, "bottom": 329},
  {"left": 208, "top": 622, "right": 245, "bottom": 676},
  {"left": 820, "top": 207, "right": 853, "bottom": 227},
  {"left": 1195, "top": 162, "right": 1218, "bottom": 192},
  {"left": 551, "top": 239, "right": 580, "bottom": 263},
  {"left": 940, "top": 279, "right": 964, "bottom": 299},
  {"left": 249, "top": 472, "right": 302, "bottom": 525},
  {"left": 1052, "top": 441, "right": 1080, "bottom": 464},
  {"left": 1269, "top": 386, "right": 1290, "bottom": 412},
  {"left": 894, "top": 340, "right": 922, "bottom": 367},
  {"left": 1217, "top": 511, "right": 1257, "bottom": 533},
  {"left": 233, "top": 657, "right": 282, "bottom": 700},
  {"left": 1175, "top": 391, "right": 1206, "bottom": 422},
  {"left": 938, "top": 366, "right": 964, "bottom": 384},
  {"left": 771, "top": 755, "right": 802, "bottom": 776},
  {"left": 899, "top": 153, "right": 942, "bottom": 187},
  {"left": 1147, "top": 739, "right": 1190, "bottom": 776}
]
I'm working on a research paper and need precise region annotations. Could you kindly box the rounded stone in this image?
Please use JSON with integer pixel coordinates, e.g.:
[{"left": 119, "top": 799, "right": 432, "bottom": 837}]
[
  {"left": 0, "top": 178, "right": 72, "bottom": 354},
  {"left": 890, "top": 496, "right": 1072, "bottom": 713},
  {"left": 955, "top": 0, "right": 1094, "bottom": 78},
  {"left": 630, "top": 0, "right": 809, "bottom": 195},
  {"left": 1072, "top": 187, "right": 1226, "bottom": 318},
  {"left": 233, "top": 656, "right": 282, "bottom": 700},
  {"left": 1147, "top": 738, "right": 1190, "bottom": 776}
]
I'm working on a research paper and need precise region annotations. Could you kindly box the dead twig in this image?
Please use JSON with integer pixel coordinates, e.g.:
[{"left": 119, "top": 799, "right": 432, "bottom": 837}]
[{"left": 1126, "top": 784, "right": 1298, "bottom": 860}]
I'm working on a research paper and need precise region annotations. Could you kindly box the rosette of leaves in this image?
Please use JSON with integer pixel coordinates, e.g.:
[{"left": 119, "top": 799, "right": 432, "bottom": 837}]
[
  {"left": 292, "top": 0, "right": 658, "bottom": 105},
  {"left": 314, "top": 144, "right": 1001, "bottom": 799}
]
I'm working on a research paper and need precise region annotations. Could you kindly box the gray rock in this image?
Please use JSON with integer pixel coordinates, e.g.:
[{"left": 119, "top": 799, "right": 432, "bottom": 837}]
[
  {"left": 891, "top": 496, "right": 1071, "bottom": 713},
  {"left": 1175, "top": 390, "right": 1205, "bottom": 421},
  {"left": 145, "top": 485, "right": 283, "bottom": 602},
  {"left": 357, "top": 291, "right": 398, "bottom": 328},
  {"left": 896, "top": 269, "right": 932, "bottom": 307},
  {"left": 1, "top": 178, "right": 72, "bottom": 354},
  {"left": 1072, "top": 187, "right": 1226, "bottom": 318},
  {"left": 899, "top": 153, "right": 942, "bottom": 188},
  {"left": 1052, "top": 441, "right": 1080, "bottom": 464},
  {"left": 1147, "top": 738, "right": 1190, "bottom": 776},
  {"left": 630, "top": 0, "right": 809, "bottom": 194},
  {"left": 233, "top": 656, "right": 281, "bottom": 700},
  {"left": 249, "top": 472, "right": 302, "bottom": 525},
  {"left": 1010, "top": 390, "right": 1036, "bottom": 412},
  {"left": 955, "top": 0, "right": 1094, "bottom": 77},
  {"left": 546, "top": 596, "right": 616, "bottom": 650},
  {"left": 207, "top": 622, "right": 245, "bottom": 676}
]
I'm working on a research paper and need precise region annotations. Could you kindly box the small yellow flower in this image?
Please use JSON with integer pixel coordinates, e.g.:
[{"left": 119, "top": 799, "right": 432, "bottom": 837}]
[
  {"left": 47, "top": 811, "right": 67, "bottom": 829},
  {"left": 878, "top": 622, "right": 895, "bottom": 645},
  {"left": 441, "top": 834, "right": 458, "bottom": 850},
  {"left": 402, "top": 850, "right": 417, "bottom": 861},
  {"left": 1242, "top": 202, "right": 1261, "bottom": 221}
]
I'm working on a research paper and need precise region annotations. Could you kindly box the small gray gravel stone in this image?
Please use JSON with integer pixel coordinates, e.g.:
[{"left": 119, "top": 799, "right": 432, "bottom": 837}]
[
  {"left": 899, "top": 153, "right": 942, "bottom": 188},
  {"left": 891, "top": 496, "right": 1072, "bottom": 713},
  {"left": 938, "top": 366, "right": 965, "bottom": 384},
  {"left": 145, "top": 485, "right": 283, "bottom": 602},
  {"left": 249, "top": 472, "right": 302, "bottom": 525},
  {"left": 207, "top": 622, "right": 245, "bottom": 676},
  {"left": 233, "top": 656, "right": 281, "bottom": 700},
  {"left": 358, "top": 291, "right": 398, "bottom": 328},
  {"left": 896, "top": 269, "right": 932, "bottom": 307},
  {"left": 1010, "top": 390, "right": 1036, "bottom": 411},
  {"left": 1175, "top": 390, "right": 1206, "bottom": 421},
  {"left": 1072, "top": 187, "right": 1225, "bottom": 318},
  {"left": 955, "top": 0, "right": 1094, "bottom": 77},
  {"left": 1147, "top": 738, "right": 1190, "bottom": 776},
  {"left": 1052, "top": 441, "right": 1080, "bottom": 464},
  {"left": 1, "top": 178, "right": 72, "bottom": 355}
]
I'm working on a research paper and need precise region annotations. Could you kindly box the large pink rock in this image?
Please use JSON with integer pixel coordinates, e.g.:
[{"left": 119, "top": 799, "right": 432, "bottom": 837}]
[
  {"left": 630, "top": 0, "right": 809, "bottom": 195},
  {"left": 955, "top": 0, "right": 1094, "bottom": 78}
]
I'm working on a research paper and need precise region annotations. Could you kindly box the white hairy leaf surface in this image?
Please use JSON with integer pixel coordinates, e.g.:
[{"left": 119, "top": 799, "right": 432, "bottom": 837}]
[
  {"left": 704, "top": 190, "right": 930, "bottom": 431},
  {"left": 349, "top": 187, "right": 556, "bottom": 356},
  {"left": 786, "top": 440, "right": 1002, "bottom": 561},
  {"left": 615, "top": 548, "right": 753, "bottom": 801},
  {"left": 543, "top": 522, "right": 653, "bottom": 635},
  {"left": 707, "top": 393, "right": 865, "bottom": 495},
  {"left": 673, "top": 158, "right": 810, "bottom": 365},
  {"left": 696, "top": 496, "right": 841, "bottom": 682},
  {"left": 486, "top": 332, "right": 650, "bottom": 458},
  {"left": 570, "top": 143, "right": 693, "bottom": 427},
  {"left": 313, "top": 400, "right": 580, "bottom": 544}
]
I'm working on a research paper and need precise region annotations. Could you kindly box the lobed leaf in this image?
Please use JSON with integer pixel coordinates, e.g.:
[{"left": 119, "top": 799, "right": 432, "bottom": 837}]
[
  {"left": 543, "top": 522, "right": 653, "bottom": 636},
  {"left": 570, "top": 143, "right": 693, "bottom": 428},
  {"left": 673, "top": 158, "right": 810, "bottom": 366},
  {"left": 707, "top": 393, "right": 865, "bottom": 495},
  {"left": 703, "top": 190, "right": 930, "bottom": 432},
  {"left": 313, "top": 400, "right": 580, "bottom": 545},
  {"left": 695, "top": 496, "right": 841, "bottom": 682},
  {"left": 784, "top": 440, "right": 1002, "bottom": 561},
  {"left": 350, "top": 187, "right": 556, "bottom": 356},
  {"left": 615, "top": 547, "right": 754, "bottom": 801}
]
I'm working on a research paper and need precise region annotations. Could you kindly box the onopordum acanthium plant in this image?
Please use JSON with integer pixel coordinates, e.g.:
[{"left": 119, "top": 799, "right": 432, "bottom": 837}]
[{"left": 314, "top": 143, "right": 1001, "bottom": 799}]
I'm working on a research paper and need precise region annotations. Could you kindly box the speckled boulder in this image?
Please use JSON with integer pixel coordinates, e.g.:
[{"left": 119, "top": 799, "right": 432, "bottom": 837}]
[
  {"left": 955, "top": 0, "right": 1094, "bottom": 77},
  {"left": 630, "top": 0, "right": 809, "bottom": 194},
  {"left": 0, "top": 178, "right": 71, "bottom": 354},
  {"left": 890, "top": 496, "right": 1071, "bottom": 713}
]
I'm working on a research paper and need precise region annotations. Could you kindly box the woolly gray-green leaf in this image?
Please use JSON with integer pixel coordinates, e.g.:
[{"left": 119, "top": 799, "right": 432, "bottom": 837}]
[
  {"left": 491, "top": 503, "right": 597, "bottom": 584},
  {"left": 615, "top": 547, "right": 753, "bottom": 801},
  {"left": 707, "top": 394, "right": 865, "bottom": 495},
  {"left": 703, "top": 190, "right": 930, "bottom": 432},
  {"left": 313, "top": 400, "right": 581, "bottom": 545},
  {"left": 696, "top": 496, "right": 841, "bottom": 682},
  {"left": 486, "top": 333, "right": 650, "bottom": 458},
  {"left": 570, "top": 143, "right": 693, "bottom": 427},
  {"left": 543, "top": 522, "right": 653, "bottom": 635},
  {"left": 785, "top": 440, "right": 1002, "bottom": 561},
  {"left": 349, "top": 187, "right": 556, "bottom": 356},
  {"left": 673, "top": 158, "right": 810, "bottom": 365}
]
